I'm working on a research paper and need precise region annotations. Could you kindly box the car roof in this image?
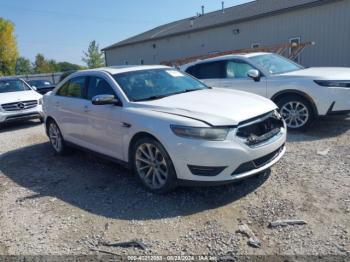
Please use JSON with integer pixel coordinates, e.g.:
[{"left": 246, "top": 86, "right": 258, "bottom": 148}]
[
  {"left": 82, "top": 65, "right": 171, "bottom": 75},
  {"left": 182, "top": 52, "right": 271, "bottom": 67}
]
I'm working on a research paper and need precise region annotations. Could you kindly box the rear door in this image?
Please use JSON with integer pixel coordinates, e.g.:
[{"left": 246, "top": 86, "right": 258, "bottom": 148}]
[
  {"left": 54, "top": 76, "right": 90, "bottom": 146},
  {"left": 186, "top": 61, "right": 226, "bottom": 88},
  {"left": 83, "top": 74, "right": 123, "bottom": 159}
]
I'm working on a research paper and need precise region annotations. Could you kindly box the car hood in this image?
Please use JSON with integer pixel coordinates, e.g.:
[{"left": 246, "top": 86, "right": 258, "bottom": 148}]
[
  {"left": 279, "top": 67, "right": 350, "bottom": 80},
  {"left": 0, "top": 90, "right": 42, "bottom": 105},
  {"left": 134, "top": 88, "right": 277, "bottom": 126}
]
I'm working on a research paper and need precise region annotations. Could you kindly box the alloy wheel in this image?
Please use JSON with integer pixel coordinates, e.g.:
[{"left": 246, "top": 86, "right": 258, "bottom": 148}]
[
  {"left": 48, "top": 122, "right": 63, "bottom": 152},
  {"left": 280, "top": 101, "right": 309, "bottom": 129},
  {"left": 135, "top": 143, "right": 168, "bottom": 189}
]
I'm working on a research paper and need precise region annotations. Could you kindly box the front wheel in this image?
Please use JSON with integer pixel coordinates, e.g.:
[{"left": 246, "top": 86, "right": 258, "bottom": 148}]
[
  {"left": 277, "top": 95, "right": 314, "bottom": 131},
  {"left": 131, "top": 137, "right": 177, "bottom": 194}
]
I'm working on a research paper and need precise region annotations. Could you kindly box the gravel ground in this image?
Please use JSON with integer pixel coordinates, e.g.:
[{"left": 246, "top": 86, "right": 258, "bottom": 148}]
[{"left": 0, "top": 116, "right": 349, "bottom": 260}]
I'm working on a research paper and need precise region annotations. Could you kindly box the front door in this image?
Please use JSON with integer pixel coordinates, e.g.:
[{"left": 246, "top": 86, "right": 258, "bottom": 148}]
[
  {"left": 202, "top": 59, "right": 267, "bottom": 97},
  {"left": 83, "top": 76, "right": 124, "bottom": 160}
]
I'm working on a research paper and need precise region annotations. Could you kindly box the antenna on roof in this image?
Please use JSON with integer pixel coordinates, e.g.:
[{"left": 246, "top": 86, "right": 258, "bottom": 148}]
[
  {"left": 222, "top": 2, "right": 225, "bottom": 13},
  {"left": 201, "top": 5, "right": 205, "bottom": 15}
]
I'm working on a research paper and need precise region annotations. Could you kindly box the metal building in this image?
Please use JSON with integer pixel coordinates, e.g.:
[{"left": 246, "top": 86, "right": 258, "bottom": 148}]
[{"left": 102, "top": 0, "right": 350, "bottom": 67}]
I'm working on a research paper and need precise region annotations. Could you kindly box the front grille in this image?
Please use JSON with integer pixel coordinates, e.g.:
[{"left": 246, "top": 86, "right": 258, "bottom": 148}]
[
  {"left": 1, "top": 100, "right": 38, "bottom": 111},
  {"left": 253, "top": 146, "right": 283, "bottom": 168},
  {"left": 236, "top": 111, "right": 284, "bottom": 146},
  {"left": 232, "top": 145, "right": 284, "bottom": 175}
]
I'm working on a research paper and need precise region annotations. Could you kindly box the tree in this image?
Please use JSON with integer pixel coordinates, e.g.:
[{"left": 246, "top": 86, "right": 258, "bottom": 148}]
[
  {"left": 15, "top": 57, "right": 32, "bottom": 75},
  {"left": 82, "top": 40, "right": 104, "bottom": 68},
  {"left": 33, "top": 53, "right": 51, "bottom": 73},
  {"left": 57, "top": 61, "right": 85, "bottom": 72},
  {"left": 0, "top": 18, "right": 18, "bottom": 76},
  {"left": 48, "top": 59, "right": 61, "bottom": 72}
]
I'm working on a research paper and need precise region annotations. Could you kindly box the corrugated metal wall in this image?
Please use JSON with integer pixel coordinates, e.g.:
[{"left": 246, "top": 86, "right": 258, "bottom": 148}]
[{"left": 105, "top": 0, "right": 350, "bottom": 67}]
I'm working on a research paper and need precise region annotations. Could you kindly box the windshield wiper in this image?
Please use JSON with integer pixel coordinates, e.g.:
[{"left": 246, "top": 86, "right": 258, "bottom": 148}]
[
  {"left": 134, "top": 95, "right": 169, "bottom": 102},
  {"left": 134, "top": 88, "right": 204, "bottom": 102}
]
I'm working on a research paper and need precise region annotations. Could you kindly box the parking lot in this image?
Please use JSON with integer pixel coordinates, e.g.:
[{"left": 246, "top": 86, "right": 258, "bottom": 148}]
[{"left": 0, "top": 116, "right": 349, "bottom": 257}]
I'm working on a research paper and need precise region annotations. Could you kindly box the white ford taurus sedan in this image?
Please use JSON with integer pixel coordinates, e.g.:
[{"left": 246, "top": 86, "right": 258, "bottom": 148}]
[
  {"left": 43, "top": 66, "right": 286, "bottom": 193},
  {"left": 182, "top": 53, "right": 350, "bottom": 130}
]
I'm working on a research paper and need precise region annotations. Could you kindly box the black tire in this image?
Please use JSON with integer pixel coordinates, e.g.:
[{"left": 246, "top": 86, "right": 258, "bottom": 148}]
[
  {"left": 276, "top": 95, "right": 314, "bottom": 131},
  {"left": 47, "top": 120, "right": 70, "bottom": 155},
  {"left": 131, "top": 136, "right": 177, "bottom": 194}
]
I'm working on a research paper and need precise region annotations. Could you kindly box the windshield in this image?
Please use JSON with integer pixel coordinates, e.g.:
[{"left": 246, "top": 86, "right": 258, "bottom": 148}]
[
  {"left": 28, "top": 80, "right": 52, "bottom": 87},
  {"left": 113, "top": 69, "right": 208, "bottom": 101},
  {"left": 250, "top": 54, "right": 304, "bottom": 74},
  {"left": 0, "top": 79, "right": 31, "bottom": 94}
]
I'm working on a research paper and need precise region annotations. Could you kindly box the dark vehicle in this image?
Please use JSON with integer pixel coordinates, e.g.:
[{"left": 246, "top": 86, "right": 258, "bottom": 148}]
[{"left": 28, "top": 80, "right": 56, "bottom": 94}]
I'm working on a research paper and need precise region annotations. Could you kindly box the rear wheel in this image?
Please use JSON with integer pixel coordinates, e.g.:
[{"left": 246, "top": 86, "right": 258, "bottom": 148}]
[
  {"left": 48, "top": 120, "right": 69, "bottom": 155},
  {"left": 276, "top": 95, "right": 314, "bottom": 131},
  {"left": 131, "top": 137, "right": 177, "bottom": 193}
]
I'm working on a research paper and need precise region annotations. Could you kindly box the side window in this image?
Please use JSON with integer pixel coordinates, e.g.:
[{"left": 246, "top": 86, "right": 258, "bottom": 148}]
[
  {"left": 57, "top": 77, "right": 86, "bottom": 98},
  {"left": 226, "top": 60, "right": 254, "bottom": 78},
  {"left": 87, "top": 77, "right": 115, "bottom": 100},
  {"left": 187, "top": 62, "right": 225, "bottom": 79},
  {"left": 57, "top": 81, "right": 70, "bottom": 96},
  {"left": 185, "top": 65, "right": 197, "bottom": 77}
]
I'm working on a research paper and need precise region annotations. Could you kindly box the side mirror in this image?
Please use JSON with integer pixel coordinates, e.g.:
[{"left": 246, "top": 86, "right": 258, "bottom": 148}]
[
  {"left": 247, "top": 69, "right": 261, "bottom": 82},
  {"left": 92, "top": 94, "right": 119, "bottom": 105},
  {"left": 31, "top": 86, "right": 37, "bottom": 91}
]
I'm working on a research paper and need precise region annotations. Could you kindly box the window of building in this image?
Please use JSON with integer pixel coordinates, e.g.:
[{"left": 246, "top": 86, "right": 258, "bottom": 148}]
[
  {"left": 289, "top": 37, "right": 301, "bottom": 63},
  {"left": 140, "top": 59, "right": 144, "bottom": 65},
  {"left": 87, "top": 77, "right": 115, "bottom": 100},
  {"left": 232, "top": 28, "right": 240, "bottom": 35}
]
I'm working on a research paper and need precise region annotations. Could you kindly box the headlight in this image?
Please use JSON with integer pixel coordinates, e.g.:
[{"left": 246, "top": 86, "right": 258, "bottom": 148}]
[
  {"left": 314, "top": 80, "right": 350, "bottom": 88},
  {"left": 170, "top": 125, "right": 229, "bottom": 141}
]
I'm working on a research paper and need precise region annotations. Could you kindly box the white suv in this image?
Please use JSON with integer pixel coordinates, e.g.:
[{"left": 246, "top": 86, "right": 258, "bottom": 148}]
[
  {"left": 43, "top": 66, "right": 286, "bottom": 193},
  {"left": 0, "top": 78, "right": 44, "bottom": 125},
  {"left": 182, "top": 53, "right": 350, "bottom": 130}
]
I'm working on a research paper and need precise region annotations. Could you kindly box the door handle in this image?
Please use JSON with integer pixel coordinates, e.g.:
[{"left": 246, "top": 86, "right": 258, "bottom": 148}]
[{"left": 84, "top": 105, "right": 90, "bottom": 113}]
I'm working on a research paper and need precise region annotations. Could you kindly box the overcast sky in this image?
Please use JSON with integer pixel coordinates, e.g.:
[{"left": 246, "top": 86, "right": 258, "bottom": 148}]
[{"left": 1, "top": 0, "right": 252, "bottom": 65}]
